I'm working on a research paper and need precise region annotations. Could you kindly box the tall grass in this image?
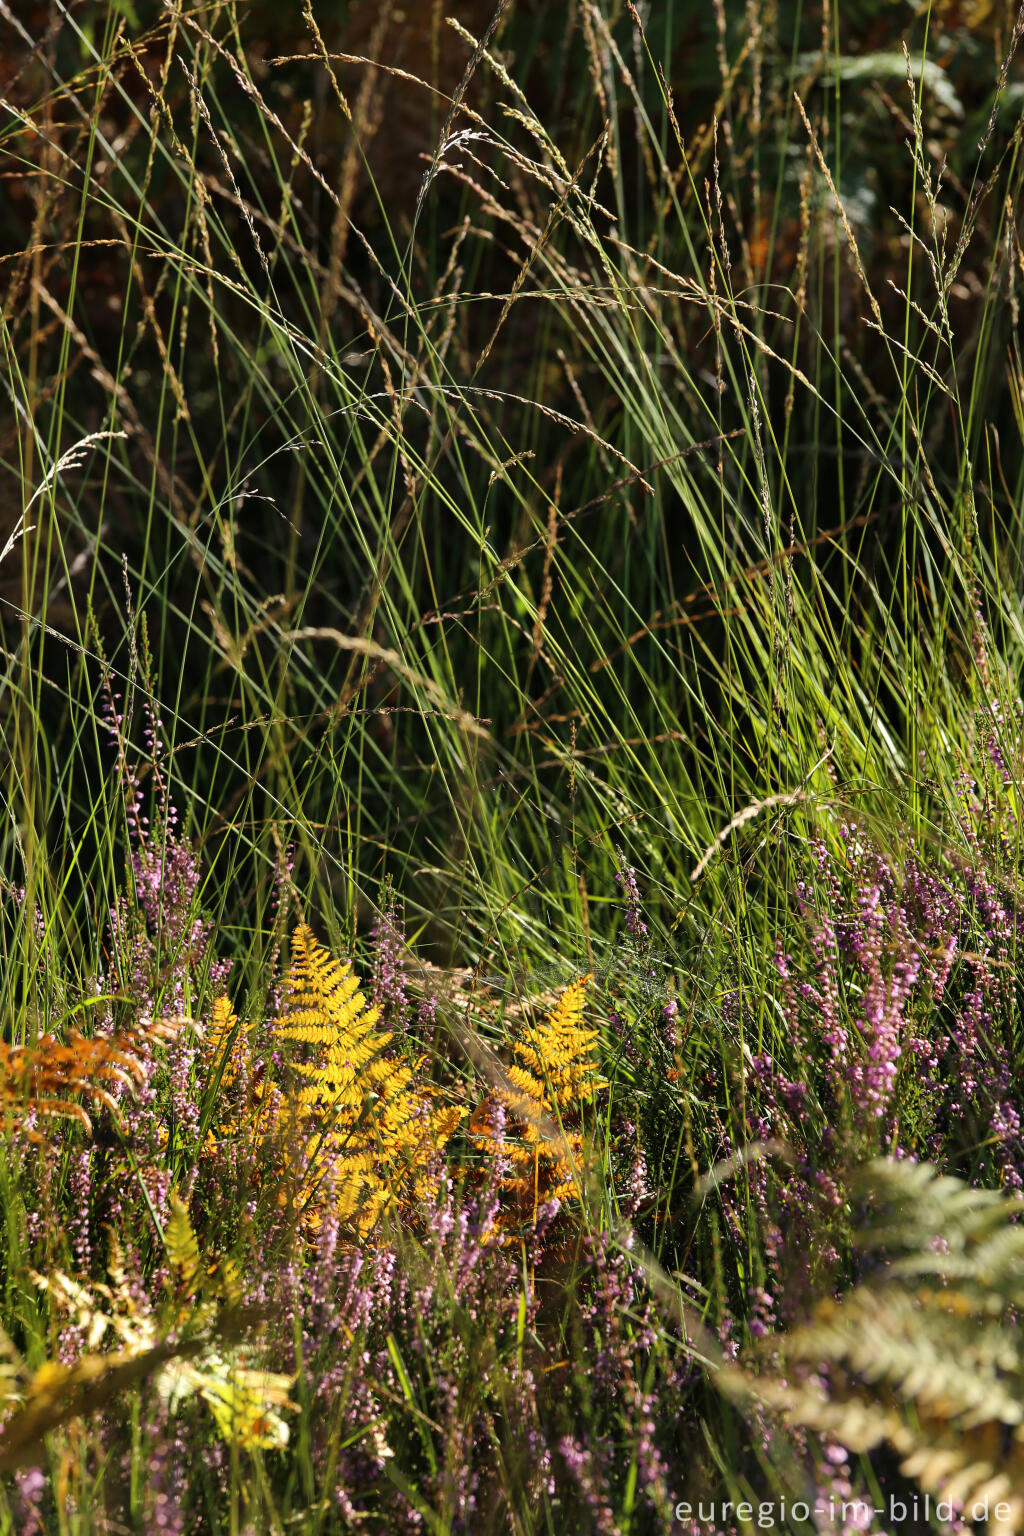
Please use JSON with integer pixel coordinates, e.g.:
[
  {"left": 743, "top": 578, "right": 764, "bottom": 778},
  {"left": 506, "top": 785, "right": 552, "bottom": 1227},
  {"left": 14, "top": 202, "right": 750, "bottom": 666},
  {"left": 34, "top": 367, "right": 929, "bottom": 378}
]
[{"left": 2, "top": 0, "right": 1024, "bottom": 1529}]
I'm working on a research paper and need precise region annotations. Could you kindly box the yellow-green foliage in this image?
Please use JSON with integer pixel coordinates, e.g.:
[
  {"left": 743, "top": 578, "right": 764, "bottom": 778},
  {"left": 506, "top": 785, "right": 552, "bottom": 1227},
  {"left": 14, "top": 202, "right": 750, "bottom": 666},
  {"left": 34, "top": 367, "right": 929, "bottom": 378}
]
[
  {"left": 275, "top": 924, "right": 462, "bottom": 1237},
  {"left": 473, "top": 974, "right": 603, "bottom": 1229},
  {"left": 723, "top": 1159, "right": 1024, "bottom": 1531},
  {"left": 201, "top": 996, "right": 273, "bottom": 1155},
  {"left": 16, "top": 1199, "right": 296, "bottom": 1464}
]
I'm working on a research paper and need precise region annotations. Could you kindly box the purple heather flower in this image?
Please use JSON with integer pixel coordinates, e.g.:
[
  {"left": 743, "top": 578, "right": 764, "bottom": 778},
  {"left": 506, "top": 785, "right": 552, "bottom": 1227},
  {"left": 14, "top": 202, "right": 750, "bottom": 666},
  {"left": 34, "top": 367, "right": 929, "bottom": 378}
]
[
  {"left": 370, "top": 885, "right": 408, "bottom": 1029},
  {"left": 12, "top": 1467, "right": 47, "bottom": 1536},
  {"left": 615, "top": 853, "right": 648, "bottom": 941}
]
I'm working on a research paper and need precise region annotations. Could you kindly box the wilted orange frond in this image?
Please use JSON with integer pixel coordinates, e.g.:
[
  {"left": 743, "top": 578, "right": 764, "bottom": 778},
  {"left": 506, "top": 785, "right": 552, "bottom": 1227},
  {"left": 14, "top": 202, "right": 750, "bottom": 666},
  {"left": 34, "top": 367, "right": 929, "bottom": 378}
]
[
  {"left": 468, "top": 1100, "right": 498, "bottom": 1141},
  {"left": 0, "top": 1027, "right": 154, "bottom": 1141}
]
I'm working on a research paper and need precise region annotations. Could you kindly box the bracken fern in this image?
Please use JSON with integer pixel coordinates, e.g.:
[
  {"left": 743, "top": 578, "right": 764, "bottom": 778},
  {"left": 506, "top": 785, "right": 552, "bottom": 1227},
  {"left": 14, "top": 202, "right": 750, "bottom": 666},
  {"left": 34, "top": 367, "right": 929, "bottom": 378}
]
[
  {"left": 275, "top": 924, "right": 462, "bottom": 1237},
  {"left": 723, "top": 1158, "right": 1024, "bottom": 1530},
  {"left": 0, "top": 1019, "right": 183, "bottom": 1143},
  {"left": 473, "top": 974, "right": 604, "bottom": 1234}
]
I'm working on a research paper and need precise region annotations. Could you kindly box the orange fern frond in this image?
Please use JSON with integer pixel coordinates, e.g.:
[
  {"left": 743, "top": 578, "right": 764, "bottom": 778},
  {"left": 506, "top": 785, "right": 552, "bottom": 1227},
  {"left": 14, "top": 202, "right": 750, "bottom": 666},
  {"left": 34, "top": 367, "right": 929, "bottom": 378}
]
[
  {"left": 0, "top": 1027, "right": 156, "bottom": 1141},
  {"left": 472, "top": 974, "right": 603, "bottom": 1234}
]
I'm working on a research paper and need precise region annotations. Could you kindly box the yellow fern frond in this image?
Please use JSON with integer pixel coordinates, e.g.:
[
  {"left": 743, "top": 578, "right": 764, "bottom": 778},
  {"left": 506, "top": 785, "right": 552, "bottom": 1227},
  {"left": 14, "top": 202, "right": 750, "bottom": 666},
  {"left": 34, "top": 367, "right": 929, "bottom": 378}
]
[
  {"left": 203, "top": 998, "right": 241, "bottom": 1090},
  {"left": 198, "top": 996, "right": 275, "bottom": 1156},
  {"left": 472, "top": 974, "right": 602, "bottom": 1240},
  {"left": 274, "top": 925, "right": 462, "bottom": 1239}
]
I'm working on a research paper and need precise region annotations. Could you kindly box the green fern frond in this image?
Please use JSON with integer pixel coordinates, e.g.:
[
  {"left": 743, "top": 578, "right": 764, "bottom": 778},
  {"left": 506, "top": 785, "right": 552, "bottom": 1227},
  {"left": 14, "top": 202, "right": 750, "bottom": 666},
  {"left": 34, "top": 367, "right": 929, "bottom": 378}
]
[
  {"left": 165, "top": 1192, "right": 202, "bottom": 1300},
  {"left": 722, "top": 1159, "right": 1024, "bottom": 1527}
]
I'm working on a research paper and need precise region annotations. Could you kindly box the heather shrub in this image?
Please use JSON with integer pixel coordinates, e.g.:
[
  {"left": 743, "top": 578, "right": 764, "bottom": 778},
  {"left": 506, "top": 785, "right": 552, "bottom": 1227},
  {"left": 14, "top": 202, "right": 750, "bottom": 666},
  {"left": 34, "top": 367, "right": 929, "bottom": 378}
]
[{"left": 11, "top": 758, "right": 1024, "bottom": 1531}]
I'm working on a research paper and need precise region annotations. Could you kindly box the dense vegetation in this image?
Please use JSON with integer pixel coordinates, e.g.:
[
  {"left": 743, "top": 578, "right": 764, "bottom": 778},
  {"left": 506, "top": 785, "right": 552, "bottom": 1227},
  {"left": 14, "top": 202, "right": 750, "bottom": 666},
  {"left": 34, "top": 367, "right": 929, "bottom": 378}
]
[{"left": 3, "top": 0, "right": 1024, "bottom": 1530}]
